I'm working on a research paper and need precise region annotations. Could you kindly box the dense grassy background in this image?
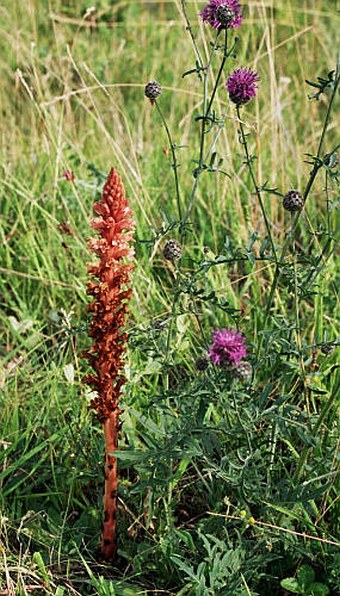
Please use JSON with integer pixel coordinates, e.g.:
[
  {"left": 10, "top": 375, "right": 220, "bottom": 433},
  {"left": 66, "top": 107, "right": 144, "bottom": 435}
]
[{"left": 0, "top": 1, "right": 339, "bottom": 594}]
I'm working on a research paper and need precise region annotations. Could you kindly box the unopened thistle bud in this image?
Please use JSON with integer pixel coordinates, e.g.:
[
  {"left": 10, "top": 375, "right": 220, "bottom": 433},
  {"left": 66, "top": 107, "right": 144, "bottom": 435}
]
[
  {"left": 163, "top": 239, "right": 182, "bottom": 261},
  {"left": 283, "top": 189, "right": 304, "bottom": 212},
  {"left": 200, "top": 0, "right": 243, "bottom": 30},
  {"left": 216, "top": 5, "right": 234, "bottom": 27},
  {"left": 234, "top": 360, "right": 253, "bottom": 382},
  {"left": 321, "top": 343, "right": 335, "bottom": 355},
  {"left": 144, "top": 80, "right": 162, "bottom": 102},
  {"left": 195, "top": 356, "right": 209, "bottom": 371}
]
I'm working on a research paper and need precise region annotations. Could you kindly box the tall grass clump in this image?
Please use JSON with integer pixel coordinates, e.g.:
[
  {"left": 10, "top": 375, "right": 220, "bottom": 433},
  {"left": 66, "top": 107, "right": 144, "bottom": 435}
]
[{"left": 0, "top": 1, "right": 339, "bottom": 594}]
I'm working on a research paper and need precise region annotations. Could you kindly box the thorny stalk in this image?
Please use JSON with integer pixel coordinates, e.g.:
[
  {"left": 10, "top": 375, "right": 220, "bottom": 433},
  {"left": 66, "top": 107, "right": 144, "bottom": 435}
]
[
  {"left": 236, "top": 104, "right": 277, "bottom": 260},
  {"left": 181, "top": 29, "right": 230, "bottom": 233},
  {"left": 258, "top": 59, "right": 340, "bottom": 360},
  {"left": 155, "top": 100, "right": 183, "bottom": 222}
]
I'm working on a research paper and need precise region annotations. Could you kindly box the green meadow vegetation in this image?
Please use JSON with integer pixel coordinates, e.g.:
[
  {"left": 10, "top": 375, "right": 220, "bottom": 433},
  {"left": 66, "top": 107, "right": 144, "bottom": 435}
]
[{"left": 0, "top": 0, "right": 339, "bottom": 594}]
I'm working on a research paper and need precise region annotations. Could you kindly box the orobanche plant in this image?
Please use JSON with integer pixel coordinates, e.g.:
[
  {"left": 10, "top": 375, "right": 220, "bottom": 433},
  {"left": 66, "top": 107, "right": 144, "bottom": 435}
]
[{"left": 84, "top": 168, "right": 135, "bottom": 561}]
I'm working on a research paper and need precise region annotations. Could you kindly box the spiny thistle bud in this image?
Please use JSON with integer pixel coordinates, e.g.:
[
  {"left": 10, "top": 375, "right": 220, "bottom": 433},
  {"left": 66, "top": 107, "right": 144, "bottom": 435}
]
[
  {"left": 195, "top": 356, "right": 209, "bottom": 371},
  {"left": 216, "top": 5, "right": 234, "bottom": 27},
  {"left": 144, "top": 80, "right": 161, "bottom": 102},
  {"left": 283, "top": 189, "right": 304, "bottom": 212},
  {"left": 163, "top": 239, "right": 182, "bottom": 261},
  {"left": 321, "top": 343, "right": 335, "bottom": 355},
  {"left": 234, "top": 360, "right": 253, "bottom": 382}
]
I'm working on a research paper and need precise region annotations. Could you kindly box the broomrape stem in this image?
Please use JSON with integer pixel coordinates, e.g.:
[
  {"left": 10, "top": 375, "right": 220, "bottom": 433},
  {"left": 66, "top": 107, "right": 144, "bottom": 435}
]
[{"left": 102, "top": 412, "right": 119, "bottom": 561}]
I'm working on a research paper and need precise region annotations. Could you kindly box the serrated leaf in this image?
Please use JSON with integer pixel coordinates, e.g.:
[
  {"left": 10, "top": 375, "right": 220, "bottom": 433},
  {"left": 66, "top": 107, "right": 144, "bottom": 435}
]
[
  {"left": 209, "top": 152, "right": 217, "bottom": 167},
  {"left": 305, "top": 79, "right": 321, "bottom": 89},
  {"left": 182, "top": 68, "right": 199, "bottom": 78},
  {"left": 171, "top": 555, "right": 197, "bottom": 580}
]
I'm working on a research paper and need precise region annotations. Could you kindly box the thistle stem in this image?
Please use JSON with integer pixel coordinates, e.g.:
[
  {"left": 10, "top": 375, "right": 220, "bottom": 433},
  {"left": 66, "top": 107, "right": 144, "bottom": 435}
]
[
  {"left": 155, "top": 100, "right": 182, "bottom": 222},
  {"left": 293, "top": 372, "right": 340, "bottom": 484},
  {"left": 257, "top": 62, "right": 340, "bottom": 360},
  {"left": 236, "top": 105, "right": 276, "bottom": 260},
  {"left": 206, "top": 30, "right": 229, "bottom": 115},
  {"left": 180, "top": 0, "right": 204, "bottom": 71},
  {"left": 181, "top": 30, "right": 228, "bottom": 233},
  {"left": 291, "top": 213, "right": 308, "bottom": 413}
]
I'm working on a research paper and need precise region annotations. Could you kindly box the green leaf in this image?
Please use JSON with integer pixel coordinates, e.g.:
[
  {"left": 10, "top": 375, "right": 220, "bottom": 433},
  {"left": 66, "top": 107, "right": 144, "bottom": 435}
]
[
  {"left": 280, "top": 578, "right": 304, "bottom": 593},
  {"left": 174, "top": 528, "right": 196, "bottom": 551},
  {"left": 32, "top": 552, "right": 51, "bottom": 588},
  {"left": 308, "top": 583, "right": 330, "bottom": 596},
  {"left": 171, "top": 555, "right": 197, "bottom": 580},
  {"left": 114, "top": 449, "right": 150, "bottom": 462},
  {"left": 264, "top": 502, "right": 306, "bottom": 524},
  {"left": 297, "top": 564, "right": 315, "bottom": 587},
  {"left": 170, "top": 457, "right": 191, "bottom": 490}
]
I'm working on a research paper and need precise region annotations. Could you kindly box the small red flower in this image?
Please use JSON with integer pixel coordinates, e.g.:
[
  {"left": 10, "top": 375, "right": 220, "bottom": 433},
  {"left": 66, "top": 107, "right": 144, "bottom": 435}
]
[{"left": 62, "top": 170, "right": 75, "bottom": 182}]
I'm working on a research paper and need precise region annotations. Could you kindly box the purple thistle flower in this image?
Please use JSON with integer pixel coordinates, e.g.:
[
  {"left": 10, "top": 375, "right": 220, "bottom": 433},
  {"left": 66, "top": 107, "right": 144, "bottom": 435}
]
[
  {"left": 200, "top": 0, "right": 243, "bottom": 30},
  {"left": 208, "top": 328, "right": 247, "bottom": 367},
  {"left": 226, "top": 67, "right": 260, "bottom": 105}
]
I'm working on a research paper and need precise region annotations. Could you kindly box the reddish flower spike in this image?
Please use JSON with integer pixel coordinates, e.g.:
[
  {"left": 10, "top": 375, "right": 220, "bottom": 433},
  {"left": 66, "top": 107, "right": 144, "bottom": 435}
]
[{"left": 85, "top": 167, "right": 135, "bottom": 562}]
